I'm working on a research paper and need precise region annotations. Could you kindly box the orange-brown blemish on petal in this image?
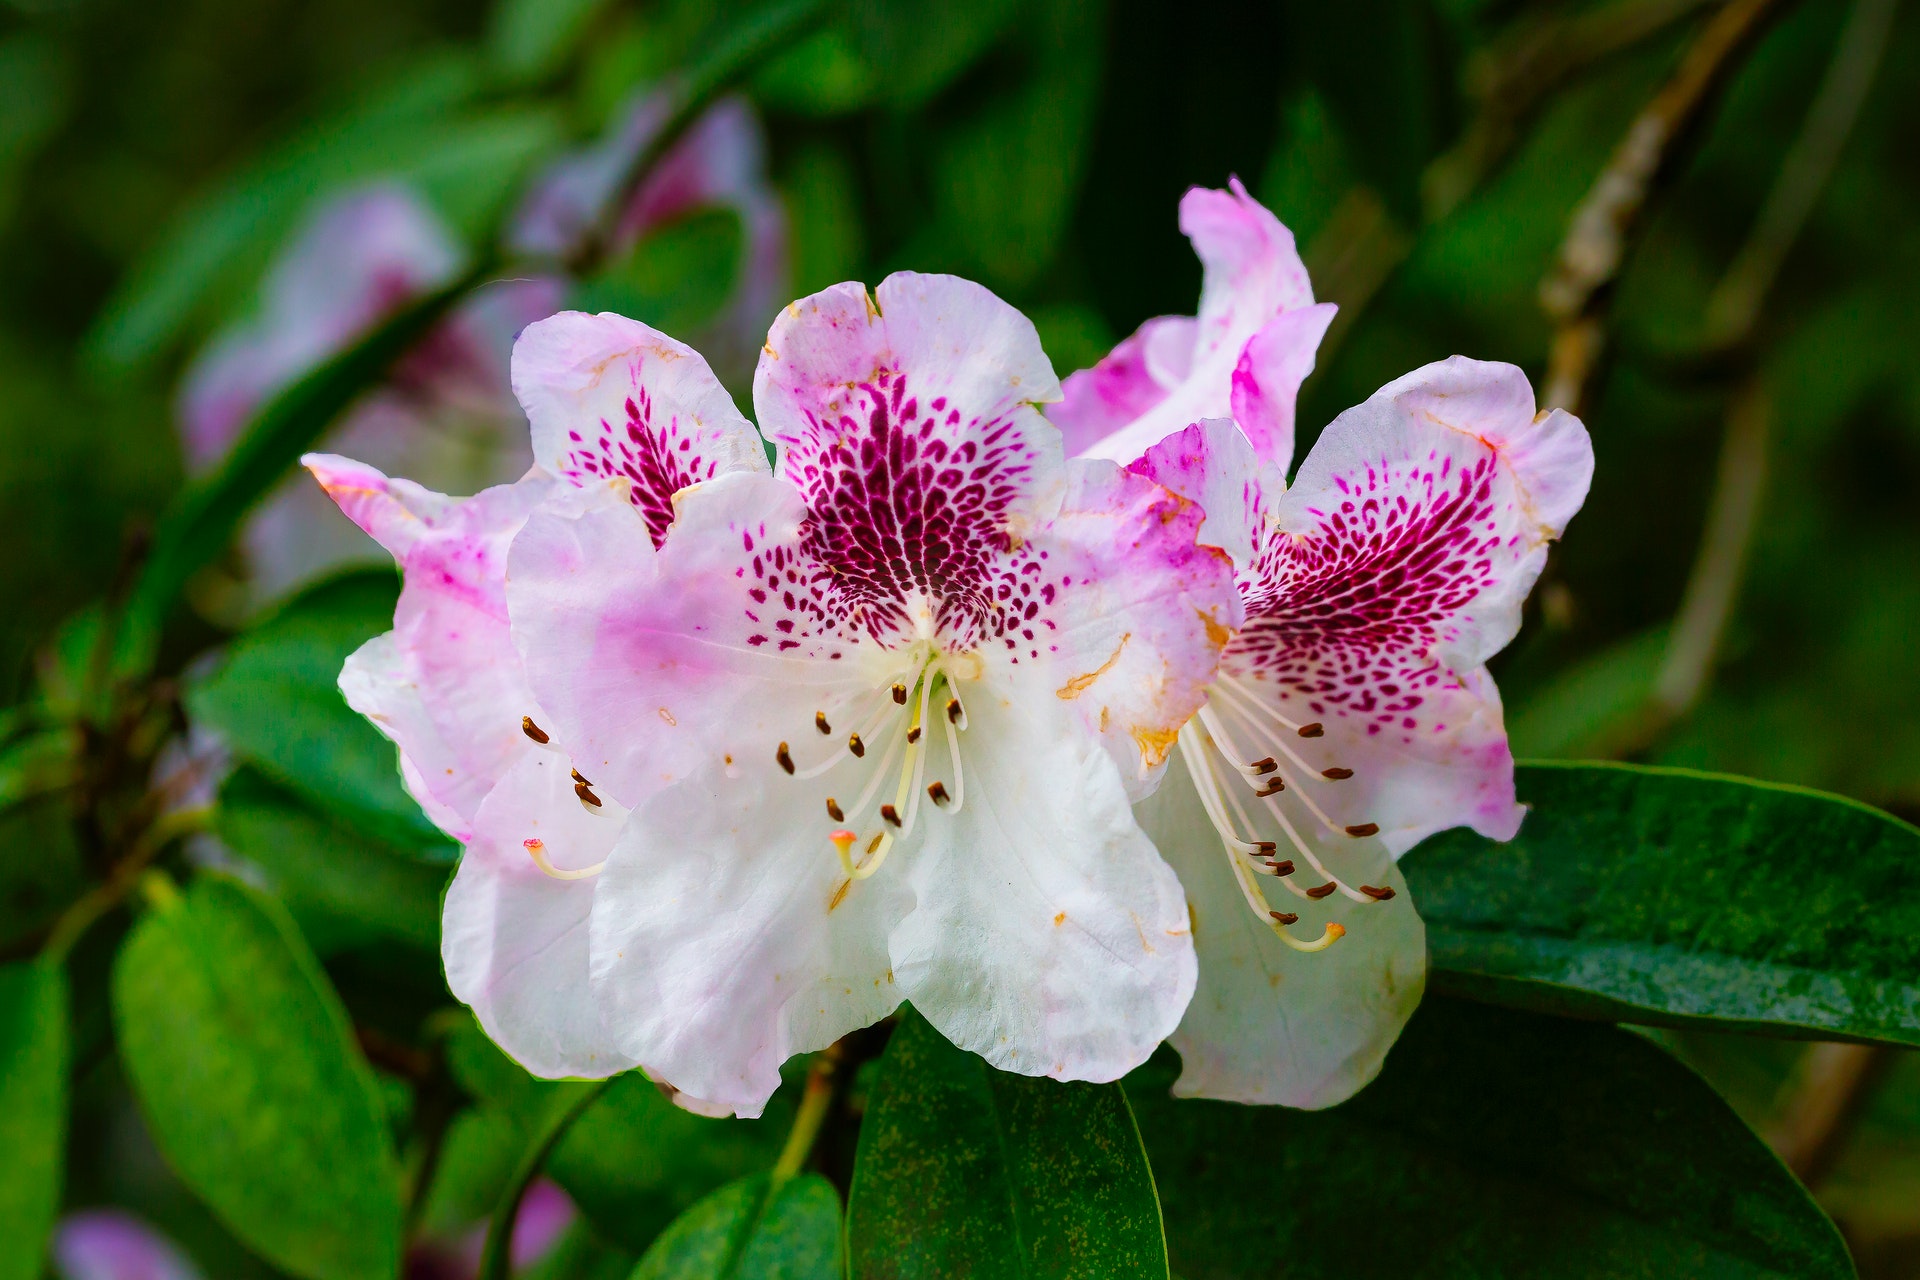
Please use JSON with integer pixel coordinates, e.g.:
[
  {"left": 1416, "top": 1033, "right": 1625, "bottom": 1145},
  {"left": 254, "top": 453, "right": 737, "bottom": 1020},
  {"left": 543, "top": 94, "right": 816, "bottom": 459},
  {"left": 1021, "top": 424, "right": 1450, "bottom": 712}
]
[
  {"left": 1057, "top": 633, "right": 1131, "bottom": 699},
  {"left": 1053, "top": 911, "right": 1066, "bottom": 926},
  {"left": 828, "top": 879, "right": 851, "bottom": 912},
  {"left": 1130, "top": 724, "right": 1180, "bottom": 771}
]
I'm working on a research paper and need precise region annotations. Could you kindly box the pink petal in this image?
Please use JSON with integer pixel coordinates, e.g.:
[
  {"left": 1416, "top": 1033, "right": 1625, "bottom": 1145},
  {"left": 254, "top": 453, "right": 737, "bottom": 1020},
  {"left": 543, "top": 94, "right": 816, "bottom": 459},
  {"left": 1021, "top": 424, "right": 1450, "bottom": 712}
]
[
  {"left": 1127, "top": 417, "right": 1278, "bottom": 570},
  {"left": 305, "top": 454, "right": 564, "bottom": 838},
  {"left": 1062, "top": 181, "right": 1329, "bottom": 471},
  {"left": 54, "top": 1211, "right": 203, "bottom": 1280},
  {"left": 510, "top": 310, "right": 768, "bottom": 546}
]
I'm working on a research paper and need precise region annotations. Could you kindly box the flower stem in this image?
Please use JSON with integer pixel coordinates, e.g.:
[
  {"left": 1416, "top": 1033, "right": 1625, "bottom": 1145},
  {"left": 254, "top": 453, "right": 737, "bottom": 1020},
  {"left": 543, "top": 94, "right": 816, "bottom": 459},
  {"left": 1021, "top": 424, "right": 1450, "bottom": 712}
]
[
  {"left": 478, "top": 1079, "right": 611, "bottom": 1280},
  {"left": 772, "top": 1045, "right": 842, "bottom": 1185}
]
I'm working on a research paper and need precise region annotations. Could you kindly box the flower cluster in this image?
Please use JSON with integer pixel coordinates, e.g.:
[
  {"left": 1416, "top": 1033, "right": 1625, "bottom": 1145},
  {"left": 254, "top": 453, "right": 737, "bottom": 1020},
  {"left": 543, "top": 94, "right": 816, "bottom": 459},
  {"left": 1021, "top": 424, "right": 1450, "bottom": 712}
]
[{"left": 313, "top": 183, "right": 1590, "bottom": 1116}]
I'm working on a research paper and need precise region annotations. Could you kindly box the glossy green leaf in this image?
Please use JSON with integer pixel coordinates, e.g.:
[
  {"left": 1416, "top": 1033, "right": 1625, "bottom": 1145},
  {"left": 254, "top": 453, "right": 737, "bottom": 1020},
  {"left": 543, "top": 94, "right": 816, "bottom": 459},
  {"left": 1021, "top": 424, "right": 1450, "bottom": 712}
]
[
  {"left": 187, "top": 571, "right": 453, "bottom": 853},
  {"left": 632, "top": 1173, "right": 840, "bottom": 1280},
  {"left": 1129, "top": 997, "right": 1853, "bottom": 1279},
  {"left": 0, "top": 961, "right": 67, "bottom": 1280},
  {"left": 215, "top": 767, "right": 447, "bottom": 954},
  {"left": 112, "top": 876, "right": 402, "bottom": 1280},
  {"left": 846, "top": 1008, "right": 1167, "bottom": 1280},
  {"left": 1404, "top": 762, "right": 1920, "bottom": 1045}
]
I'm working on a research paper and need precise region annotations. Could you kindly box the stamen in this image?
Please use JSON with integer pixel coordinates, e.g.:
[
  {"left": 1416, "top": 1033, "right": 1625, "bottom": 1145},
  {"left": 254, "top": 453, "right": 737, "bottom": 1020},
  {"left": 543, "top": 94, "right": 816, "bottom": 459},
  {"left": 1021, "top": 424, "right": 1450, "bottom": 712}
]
[
  {"left": 892, "top": 683, "right": 908, "bottom": 704},
  {"left": 880, "top": 804, "right": 902, "bottom": 827},
  {"left": 1323, "top": 767, "right": 1354, "bottom": 780},
  {"left": 1297, "top": 722, "right": 1324, "bottom": 738},
  {"left": 1305, "top": 882, "right": 1338, "bottom": 900},
  {"left": 523, "top": 838, "right": 604, "bottom": 880},
  {"left": 777, "top": 742, "right": 795, "bottom": 774},
  {"left": 574, "top": 781, "right": 602, "bottom": 809},
  {"left": 1360, "top": 884, "right": 1397, "bottom": 901},
  {"left": 521, "top": 716, "right": 550, "bottom": 744},
  {"left": 1254, "top": 779, "right": 1285, "bottom": 797},
  {"left": 927, "top": 781, "right": 951, "bottom": 806},
  {"left": 1269, "top": 860, "right": 1295, "bottom": 876},
  {"left": 571, "top": 769, "right": 592, "bottom": 786},
  {"left": 1345, "top": 823, "right": 1380, "bottom": 838},
  {"left": 1276, "top": 922, "right": 1344, "bottom": 953},
  {"left": 825, "top": 798, "right": 844, "bottom": 821},
  {"left": 1247, "top": 756, "right": 1278, "bottom": 775},
  {"left": 816, "top": 711, "right": 832, "bottom": 735},
  {"left": 946, "top": 697, "right": 963, "bottom": 724},
  {"left": 1269, "top": 911, "right": 1299, "bottom": 925},
  {"left": 907, "top": 726, "right": 922, "bottom": 744},
  {"left": 848, "top": 733, "right": 866, "bottom": 759}
]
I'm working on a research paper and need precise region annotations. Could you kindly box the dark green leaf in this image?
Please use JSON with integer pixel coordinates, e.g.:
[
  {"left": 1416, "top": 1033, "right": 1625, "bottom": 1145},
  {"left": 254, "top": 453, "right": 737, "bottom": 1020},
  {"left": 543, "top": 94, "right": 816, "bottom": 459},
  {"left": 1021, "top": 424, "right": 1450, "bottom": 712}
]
[
  {"left": 846, "top": 0, "right": 1022, "bottom": 107},
  {"left": 488, "top": 0, "right": 613, "bottom": 84},
  {"left": 0, "top": 961, "right": 67, "bottom": 1280},
  {"left": 1130, "top": 997, "right": 1853, "bottom": 1279},
  {"left": 631, "top": 1173, "right": 840, "bottom": 1280},
  {"left": 215, "top": 767, "right": 448, "bottom": 954},
  {"left": 752, "top": 27, "right": 877, "bottom": 117},
  {"left": 846, "top": 1008, "right": 1167, "bottom": 1280},
  {"left": 569, "top": 208, "right": 743, "bottom": 341},
  {"left": 186, "top": 571, "right": 453, "bottom": 854},
  {"left": 1404, "top": 762, "right": 1920, "bottom": 1045},
  {"left": 112, "top": 876, "right": 402, "bottom": 1280}
]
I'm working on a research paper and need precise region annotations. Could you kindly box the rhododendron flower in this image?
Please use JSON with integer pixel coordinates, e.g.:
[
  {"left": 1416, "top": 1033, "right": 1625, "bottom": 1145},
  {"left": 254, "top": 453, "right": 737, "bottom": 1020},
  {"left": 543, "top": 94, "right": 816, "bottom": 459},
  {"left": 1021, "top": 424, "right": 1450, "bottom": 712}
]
[
  {"left": 53, "top": 1210, "right": 203, "bottom": 1280},
  {"left": 182, "top": 184, "right": 557, "bottom": 602},
  {"left": 1051, "top": 178, "right": 1335, "bottom": 471},
  {"left": 316, "top": 272, "right": 1235, "bottom": 1115},
  {"left": 510, "top": 90, "right": 786, "bottom": 385},
  {"left": 1061, "top": 184, "right": 1593, "bottom": 1109},
  {"left": 498, "top": 274, "right": 1240, "bottom": 1115}
]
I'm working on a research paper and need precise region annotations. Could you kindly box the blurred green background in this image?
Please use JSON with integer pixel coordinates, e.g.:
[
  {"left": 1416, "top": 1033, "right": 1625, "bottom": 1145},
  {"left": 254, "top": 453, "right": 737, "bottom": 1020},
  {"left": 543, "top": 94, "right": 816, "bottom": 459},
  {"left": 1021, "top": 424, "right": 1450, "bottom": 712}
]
[{"left": 2, "top": 0, "right": 1916, "bottom": 1273}]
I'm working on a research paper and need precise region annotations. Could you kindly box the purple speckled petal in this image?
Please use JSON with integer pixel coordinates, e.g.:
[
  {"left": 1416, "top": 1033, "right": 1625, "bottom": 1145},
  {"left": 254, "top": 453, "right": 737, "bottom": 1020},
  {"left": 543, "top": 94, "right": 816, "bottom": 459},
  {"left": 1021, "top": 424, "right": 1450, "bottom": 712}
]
[
  {"left": 1225, "top": 357, "right": 1594, "bottom": 853},
  {"left": 511, "top": 310, "right": 769, "bottom": 547}
]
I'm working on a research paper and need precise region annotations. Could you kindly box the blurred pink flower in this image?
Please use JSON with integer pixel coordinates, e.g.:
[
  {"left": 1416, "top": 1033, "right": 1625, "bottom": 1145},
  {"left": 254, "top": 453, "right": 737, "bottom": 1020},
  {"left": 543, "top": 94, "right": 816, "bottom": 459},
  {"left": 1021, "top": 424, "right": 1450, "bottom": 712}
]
[
  {"left": 53, "top": 1210, "right": 203, "bottom": 1280},
  {"left": 178, "top": 185, "right": 558, "bottom": 603},
  {"left": 510, "top": 91, "right": 787, "bottom": 383},
  {"left": 407, "top": 1179, "right": 577, "bottom": 1280}
]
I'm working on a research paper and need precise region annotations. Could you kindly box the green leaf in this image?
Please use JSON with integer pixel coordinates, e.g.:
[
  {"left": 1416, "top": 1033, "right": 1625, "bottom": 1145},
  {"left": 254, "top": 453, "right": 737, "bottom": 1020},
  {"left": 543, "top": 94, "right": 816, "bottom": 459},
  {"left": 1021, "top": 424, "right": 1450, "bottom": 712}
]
[
  {"left": 1506, "top": 628, "right": 1669, "bottom": 759},
  {"left": 488, "top": 0, "right": 613, "bottom": 84},
  {"left": 752, "top": 27, "right": 878, "bottom": 117},
  {"left": 120, "top": 275, "right": 477, "bottom": 671},
  {"left": 846, "top": 1008, "right": 1167, "bottom": 1280},
  {"left": 1129, "top": 997, "right": 1852, "bottom": 1279},
  {"left": 569, "top": 208, "right": 744, "bottom": 341},
  {"left": 846, "top": 0, "right": 1022, "bottom": 107},
  {"left": 112, "top": 876, "right": 402, "bottom": 1280},
  {"left": 215, "top": 767, "right": 448, "bottom": 954},
  {"left": 0, "top": 961, "right": 67, "bottom": 1280},
  {"left": 1404, "top": 762, "right": 1920, "bottom": 1045},
  {"left": 631, "top": 1173, "right": 840, "bottom": 1280},
  {"left": 186, "top": 571, "right": 453, "bottom": 854}
]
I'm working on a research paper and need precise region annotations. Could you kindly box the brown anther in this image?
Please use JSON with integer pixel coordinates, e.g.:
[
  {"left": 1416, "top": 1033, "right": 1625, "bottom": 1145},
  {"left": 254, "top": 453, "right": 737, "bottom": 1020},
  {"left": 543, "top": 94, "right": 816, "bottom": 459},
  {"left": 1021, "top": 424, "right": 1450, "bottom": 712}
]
[
  {"left": 1269, "top": 910, "right": 1300, "bottom": 925},
  {"left": 571, "top": 768, "right": 592, "bottom": 787},
  {"left": 1322, "top": 767, "right": 1355, "bottom": 780},
  {"left": 1296, "top": 722, "right": 1324, "bottom": 738},
  {"left": 907, "top": 726, "right": 922, "bottom": 744},
  {"left": 776, "top": 742, "right": 795, "bottom": 774},
  {"left": 1345, "top": 823, "right": 1380, "bottom": 838},
  {"left": 927, "top": 781, "right": 951, "bottom": 806},
  {"left": 880, "top": 804, "right": 902, "bottom": 827},
  {"left": 848, "top": 733, "right": 866, "bottom": 758},
  {"left": 826, "top": 798, "right": 845, "bottom": 822},
  {"left": 1269, "top": 860, "right": 1295, "bottom": 876},
  {"left": 1254, "top": 779, "right": 1285, "bottom": 797},
  {"left": 1360, "top": 885, "right": 1397, "bottom": 901},
  {"left": 1248, "top": 757, "right": 1278, "bottom": 775},
  {"left": 521, "top": 716, "right": 550, "bottom": 744},
  {"left": 946, "top": 698, "right": 963, "bottom": 724},
  {"left": 891, "top": 683, "right": 908, "bottom": 705},
  {"left": 574, "top": 782, "right": 602, "bottom": 808},
  {"left": 1252, "top": 841, "right": 1277, "bottom": 855},
  {"left": 867, "top": 833, "right": 885, "bottom": 855},
  {"left": 1305, "top": 882, "right": 1339, "bottom": 900},
  {"left": 815, "top": 711, "right": 832, "bottom": 735}
]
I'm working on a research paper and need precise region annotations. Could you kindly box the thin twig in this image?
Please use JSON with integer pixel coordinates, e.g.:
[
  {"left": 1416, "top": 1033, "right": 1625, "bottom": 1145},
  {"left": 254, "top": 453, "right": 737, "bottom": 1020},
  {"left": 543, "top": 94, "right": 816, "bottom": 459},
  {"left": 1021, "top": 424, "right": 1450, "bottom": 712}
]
[
  {"left": 1767, "top": 1042, "right": 1895, "bottom": 1187},
  {"left": 1540, "top": 0, "right": 1789, "bottom": 413},
  {"left": 772, "top": 1046, "right": 843, "bottom": 1184},
  {"left": 477, "top": 1080, "right": 612, "bottom": 1280}
]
